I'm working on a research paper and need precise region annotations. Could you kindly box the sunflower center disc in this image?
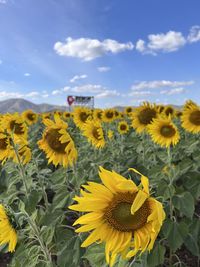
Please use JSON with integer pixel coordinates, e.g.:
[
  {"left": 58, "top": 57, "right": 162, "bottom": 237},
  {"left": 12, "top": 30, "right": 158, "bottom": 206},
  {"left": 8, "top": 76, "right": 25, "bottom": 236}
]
[
  {"left": 104, "top": 193, "right": 150, "bottom": 232},
  {"left": 120, "top": 124, "right": 127, "bottom": 131},
  {"left": 27, "top": 113, "right": 35, "bottom": 121},
  {"left": 45, "top": 129, "right": 68, "bottom": 153},
  {"left": 138, "top": 108, "right": 157, "bottom": 125},
  {"left": 106, "top": 112, "right": 114, "bottom": 119},
  {"left": 189, "top": 110, "right": 200, "bottom": 125},
  {"left": 10, "top": 121, "right": 24, "bottom": 135},
  {"left": 92, "top": 127, "right": 101, "bottom": 140},
  {"left": 165, "top": 107, "right": 174, "bottom": 116},
  {"left": 0, "top": 138, "right": 8, "bottom": 150},
  {"left": 160, "top": 125, "right": 176, "bottom": 137},
  {"left": 80, "top": 112, "right": 89, "bottom": 123},
  {"left": 97, "top": 112, "right": 102, "bottom": 119}
]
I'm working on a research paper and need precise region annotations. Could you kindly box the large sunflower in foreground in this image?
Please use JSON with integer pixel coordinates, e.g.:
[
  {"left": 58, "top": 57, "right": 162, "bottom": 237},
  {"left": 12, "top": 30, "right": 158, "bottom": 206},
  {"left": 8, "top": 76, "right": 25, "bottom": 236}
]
[
  {"left": 183, "top": 99, "right": 198, "bottom": 111},
  {"left": 69, "top": 167, "right": 165, "bottom": 266},
  {"left": 0, "top": 132, "right": 12, "bottom": 164},
  {"left": 148, "top": 117, "right": 180, "bottom": 148},
  {"left": 118, "top": 121, "right": 129, "bottom": 134},
  {"left": 181, "top": 105, "right": 200, "bottom": 133},
  {"left": 73, "top": 107, "right": 91, "bottom": 129},
  {"left": 38, "top": 116, "right": 77, "bottom": 167},
  {"left": 0, "top": 204, "right": 17, "bottom": 252},
  {"left": 83, "top": 120, "right": 105, "bottom": 148},
  {"left": 1, "top": 113, "right": 27, "bottom": 139},
  {"left": 131, "top": 103, "right": 157, "bottom": 133},
  {"left": 22, "top": 109, "right": 38, "bottom": 125}
]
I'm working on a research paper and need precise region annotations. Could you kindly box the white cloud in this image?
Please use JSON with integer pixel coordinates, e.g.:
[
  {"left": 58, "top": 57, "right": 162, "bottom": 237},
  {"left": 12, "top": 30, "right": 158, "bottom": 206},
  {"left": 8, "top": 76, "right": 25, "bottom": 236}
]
[
  {"left": 97, "top": 66, "right": 111, "bottom": 72},
  {"left": 187, "top": 25, "right": 200, "bottom": 43},
  {"left": 96, "top": 90, "right": 120, "bottom": 99},
  {"left": 160, "top": 87, "right": 186, "bottom": 95},
  {"left": 52, "top": 90, "right": 62, "bottom": 95},
  {"left": 54, "top": 37, "right": 134, "bottom": 61},
  {"left": 131, "top": 80, "right": 194, "bottom": 90},
  {"left": 42, "top": 94, "right": 49, "bottom": 98},
  {"left": 24, "top": 73, "right": 31, "bottom": 77},
  {"left": 129, "top": 90, "right": 152, "bottom": 96},
  {"left": 0, "top": 91, "right": 23, "bottom": 98},
  {"left": 72, "top": 84, "right": 105, "bottom": 93},
  {"left": 136, "top": 31, "right": 186, "bottom": 54},
  {"left": 0, "top": 0, "right": 7, "bottom": 4},
  {"left": 26, "top": 91, "right": 39, "bottom": 97},
  {"left": 70, "top": 74, "right": 87, "bottom": 83},
  {"left": 62, "top": 86, "right": 71, "bottom": 92}
]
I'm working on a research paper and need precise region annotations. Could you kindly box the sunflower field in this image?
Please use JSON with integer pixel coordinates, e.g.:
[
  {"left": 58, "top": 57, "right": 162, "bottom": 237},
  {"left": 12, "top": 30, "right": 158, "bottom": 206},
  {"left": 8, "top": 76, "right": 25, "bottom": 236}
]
[{"left": 0, "top": 101, "right": 200, "bottom": 267}]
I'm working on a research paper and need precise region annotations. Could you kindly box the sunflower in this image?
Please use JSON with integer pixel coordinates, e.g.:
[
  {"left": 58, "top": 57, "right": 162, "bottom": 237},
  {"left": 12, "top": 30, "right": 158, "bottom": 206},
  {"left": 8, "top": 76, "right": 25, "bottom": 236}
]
[
  {"left": 22, "top": 110, "right": 38, "bottom": 125},
  {"left": 156, "top": 105, "right": 165, "bottom": 114},
  {"left": 69, "top": 167, "right": 165, "bottom": 267},
  {"left": 10, "top": 137, "right": 32, "bottom": 165},
  {"left": 125, "top": 106, "right": 133, "bottom": 116},
  {"left": 0, "top": 204, "right": 17, "bottom": 252},
  {"left": 63, "top": 111, "right": 71, "bottom": 120},
  {"left": 38, "top": 115, "right": 77, "bottom": 167},
  {"left": 148, "top": 117, "right": 180, "bottom": 147},
  {"left": 83, "top": 120, "right": 105, "bottom": 148},
  {"left": 114, "top": 110, "right": 121, "bottom": 120},
  {"left": 183, "top": 100, "right": 198, "bottom": 111},
  {"left": 93, "top": 109, "right": 103, "bottom": 122},
  {"left": 102, "top": 109, "right": 116, "bottom": 123},
  {"left": 181, "top": 105, "right": 200, "bottom": 133},
  {"left": 131, "top": 103, "right": 157, "bottom": 133},
  {"left": 164, "top": 105, "right": 175, "bottom": 117},
  {"left": 1, "top": 113, "right": 27, "bottom": 139},
  {"left": 118, "top": 121, "right": 129, "bottom": 134},
  {"left": 42, "top": 112, "right": 51, "bottom": 120},
  {"left": 0, "top": 132, "right": 12, "bottom": 164},
  {"left": 73, "top": 107, "right": 91, "bottom": 129}
]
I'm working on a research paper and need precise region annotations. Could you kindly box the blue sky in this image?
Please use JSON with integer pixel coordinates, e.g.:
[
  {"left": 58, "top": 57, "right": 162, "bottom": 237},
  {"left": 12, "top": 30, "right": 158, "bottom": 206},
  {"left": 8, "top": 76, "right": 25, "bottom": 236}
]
[{"left": 0, "top": 0, "right": 200, "bottom": 108}]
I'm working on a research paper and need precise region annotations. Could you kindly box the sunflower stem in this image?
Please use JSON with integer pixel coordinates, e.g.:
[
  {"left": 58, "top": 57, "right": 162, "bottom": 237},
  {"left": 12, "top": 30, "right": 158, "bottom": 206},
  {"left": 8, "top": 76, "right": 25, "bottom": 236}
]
[
  {"left": 167, "top": 146, "right": 174, "bottom": 267},
  {"left": 10, "top": 135, "right": 29, "bottom": 198},
  {"left": 25, "top": 211, "right": 53, "bottom": 266}
]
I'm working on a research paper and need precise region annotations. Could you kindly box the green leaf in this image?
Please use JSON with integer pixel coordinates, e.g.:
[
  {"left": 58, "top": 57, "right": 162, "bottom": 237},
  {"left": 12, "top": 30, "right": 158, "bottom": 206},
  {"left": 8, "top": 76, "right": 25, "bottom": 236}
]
[
  {"left": 162, "top": 219, "right": 189, "bottom": 252},
  {"left": 172, "top": 192, "right": 195, "bottom": 218},
  {"left": 83, "top": 243, "right": 107, "bottom": 267},
  {"left": 147, "top": 242, "right": 166, "bottom": 267}
]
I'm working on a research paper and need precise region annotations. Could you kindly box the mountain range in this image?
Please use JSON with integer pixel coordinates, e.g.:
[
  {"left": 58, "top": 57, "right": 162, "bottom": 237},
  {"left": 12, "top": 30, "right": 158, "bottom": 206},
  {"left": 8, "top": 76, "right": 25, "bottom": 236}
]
[{"left": 0, "top": 98, "right": 67, "bottom": 113}]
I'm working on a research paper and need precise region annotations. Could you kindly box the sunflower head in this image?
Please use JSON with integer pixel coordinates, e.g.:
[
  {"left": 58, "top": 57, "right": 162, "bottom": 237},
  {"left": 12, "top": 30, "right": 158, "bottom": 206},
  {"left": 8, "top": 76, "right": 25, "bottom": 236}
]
[
  {"left": 69, "top": 167, "right": 165, "bottom": 266},
  {"left": 0, "top": 132, "right": 12, "bottom": 164},
  {"left": 102, "top": 109, "right": 116, "bottom": 123},
  {"left": 93, "top": 109, "right": 103, "bottom": 122},
  {"left": 131, "top": 103, "right": 157, "bottom": 133},
  {"left": 148, "top": 116, "right": 180, "bottom": 147},
  {"left": 22, "top": 110, "right": 38, "bottom": 125},
  {"left": 0, "top": 204, "right": 18, "bottom": 252},
  {"left": 73, "top": 107, "right": 92, "bottom": 129},
  {"left": 83, "top": 120, "right": 105, "bottom": 148},
  {"left": 181, "top": 105, "right": 200, "bottom": 133},
  {"left": 183, "top": 100, "right": 198, "bottom": 111},
  {"left": 118, "top": 121, "right": 129, "bottom": 134},
  {"left": 107, "top": 130, "right": 114, "bottom": 140},
  {"left": 164, "top": 105, "right": 175, "bottom": 117},
  {"left": 125, "top": 106, "right": 133, "bottom": 115},
  {"left": 62, "top": 111, "right": 71, "bottom": 120},
  {"left": 38, "top": 117, "right": 77, "bottom": 167},
  {"left": 1, "top": 113, "right": 27, "bottom": 138}
]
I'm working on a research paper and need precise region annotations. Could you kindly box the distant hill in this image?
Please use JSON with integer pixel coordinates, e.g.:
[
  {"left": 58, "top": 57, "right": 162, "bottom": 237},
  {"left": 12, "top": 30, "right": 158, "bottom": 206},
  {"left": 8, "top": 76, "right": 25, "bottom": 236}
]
[{"left": 0, "top": 98, "right": 67, "bottom": 113}]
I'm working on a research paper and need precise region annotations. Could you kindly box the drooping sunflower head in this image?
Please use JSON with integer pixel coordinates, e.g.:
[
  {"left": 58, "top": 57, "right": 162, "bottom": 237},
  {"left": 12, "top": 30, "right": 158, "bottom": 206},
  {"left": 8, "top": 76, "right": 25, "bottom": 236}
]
[
  {"left": 1, "top": 113, "right": 28, "bottom": 138},
  {"left": 0, "top": 204, "right": 18, "bottom": 252},
  {"left": 38, "top": 117, "right": 77, "bottom": 167},
  {"left": 181, "top": 105, "right": 200, "bottom": 133},
  {"left": 148, "top": 116, "right": 180, "bottom": 148},
  {"left": 69, "top": 167, "right": 165, "bottom": 266},
  {"left": 0, "top": 132, "right": 12, "bottom": 164},
  {"left": 22, "top": 110, "right": 38, "bottom": 125},
  {"left": 164, "top": 105, "right": 175, "bottom": 117},
  {"left": 73, "top": 107, "right": 92, "bottom": 129},
  {"left": 118, "top": 121, "right": 129, "bottom": 134},
  {"left": 82, "top": 120, "right": 105, "bottom": 148},
  {"left": 93, "top": 109, "right": 103, "bottom": 122},
  {"left": 102, "top": 109, "right": 116, "bottom": 123},
  {"left": 131, "top": 103, "right": 157, "bottom": 133},
  {"left": 10, "top": 137, "right": 32, "bottom": 165}
]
